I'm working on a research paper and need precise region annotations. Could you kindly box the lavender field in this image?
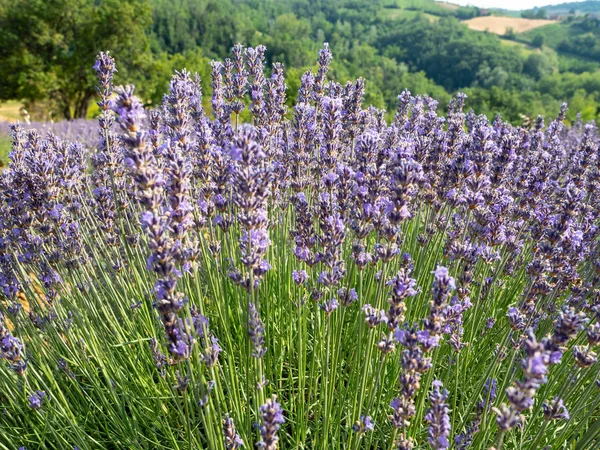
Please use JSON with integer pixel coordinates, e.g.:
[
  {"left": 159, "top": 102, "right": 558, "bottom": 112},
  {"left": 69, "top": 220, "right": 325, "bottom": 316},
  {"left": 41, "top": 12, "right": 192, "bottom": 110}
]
[
  {"left": 0, "top": 45, "right": 599, "bottom": 450},
  {"left": 0, "top": 120, "right": 97, "bottom": 168}
]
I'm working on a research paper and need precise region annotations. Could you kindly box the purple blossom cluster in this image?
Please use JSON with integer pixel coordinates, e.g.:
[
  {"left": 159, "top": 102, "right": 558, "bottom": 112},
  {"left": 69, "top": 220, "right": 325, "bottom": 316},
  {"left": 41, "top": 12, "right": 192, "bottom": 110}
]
[
  {"left": 425, "top": 380, "right": 451, "bottom": 450},
  {"left": 0, "top": 313, "right": 27, "bottom": 374}
]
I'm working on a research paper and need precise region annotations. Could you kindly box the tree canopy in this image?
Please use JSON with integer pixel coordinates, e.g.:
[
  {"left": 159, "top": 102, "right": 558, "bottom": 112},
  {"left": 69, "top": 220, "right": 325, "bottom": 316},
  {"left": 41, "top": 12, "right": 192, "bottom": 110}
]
[{"left": 0, "top": 0, "right": 153, "bottom": 118}]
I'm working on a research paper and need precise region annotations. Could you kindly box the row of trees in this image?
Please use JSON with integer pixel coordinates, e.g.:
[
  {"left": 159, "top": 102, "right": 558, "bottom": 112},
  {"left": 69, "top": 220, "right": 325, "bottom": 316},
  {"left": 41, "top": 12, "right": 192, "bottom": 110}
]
[{"left": 0, "top": 0, "right": 598, "bottom": 124}]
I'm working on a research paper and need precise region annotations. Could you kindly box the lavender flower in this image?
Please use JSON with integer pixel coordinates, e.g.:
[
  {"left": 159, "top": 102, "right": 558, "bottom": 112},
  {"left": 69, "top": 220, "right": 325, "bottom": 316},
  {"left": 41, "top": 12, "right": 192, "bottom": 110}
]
[
  {"left": 0, "top": 313, "right": 27, "bottom": 374},
  {"left": 257, "top": 395, "right": 285, "bottom": 450},
  {"left": 425, "top": 380, "right": 451, "bottom": 450},
  {"left": 314, "top": 43, "right": 332, "bottom": 102},
  {"left": 543, "top": 397, "right": 569, "bottom": 421},
  {"left": 248, "top": 302, "right": 267, "bottom": 358},
  {"left": 292, "top": 270, "right": 309, "bottom": 285},
  {"left": 320, "top": 298, "right": 339, "bottom": 314},
  {"left": 387, "top": 268, "right": 418, "bottom": 330},
  {"left": 28, "top": 391, "right": 46, "bottom": 410},
  {"left": 223, "top": 415, "right": 244, "bottom": 449},
  {"left": 362, "top": 304, "right": 387, "bottom": 328},
  {"left": 352, "top": 415, "right": 374, "bottom": 433},
  {"left": 422, "top": 266, "right": 455, "bottom": 351},
  {"left": 337, "top": 287, "right": 358, "bottom": 306}
]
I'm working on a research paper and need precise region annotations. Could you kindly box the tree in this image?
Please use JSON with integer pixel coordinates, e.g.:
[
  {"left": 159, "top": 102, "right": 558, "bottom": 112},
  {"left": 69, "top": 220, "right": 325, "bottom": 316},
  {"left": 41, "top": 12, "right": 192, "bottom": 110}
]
[
  {"left": 532, "top": 35, "right": 545, "bottom": 48},
  {"left": 0, "top": 0, "right": 152, "bottom": 119},
  {"left": 504, "top": 27, "right": 516, "bottom": 40},
  {"left": 524, "top": 48, "right": 558, "bottom": 80}
]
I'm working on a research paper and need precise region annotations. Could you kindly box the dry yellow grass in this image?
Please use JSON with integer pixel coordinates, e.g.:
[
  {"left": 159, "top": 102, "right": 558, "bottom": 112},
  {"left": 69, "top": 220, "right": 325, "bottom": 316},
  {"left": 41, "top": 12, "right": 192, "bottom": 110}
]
[
  {"left": 0, "top": 101, "right": 24, "bottom": 122},
  {"left": 463, "top": 16, "right": 558, "bottom": 35}
]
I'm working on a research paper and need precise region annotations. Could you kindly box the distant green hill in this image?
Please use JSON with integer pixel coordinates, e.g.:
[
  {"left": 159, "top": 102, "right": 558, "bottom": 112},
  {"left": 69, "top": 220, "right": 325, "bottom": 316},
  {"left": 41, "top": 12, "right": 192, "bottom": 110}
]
[
  {"left": 486, "top": 1, "right": 600, "bottom": 18},
  {"left": 468, "top": 1, "right": 600, "bottom": 67},
  {"left": 541, "top": 1, "right": 600, "bottom": 16}
]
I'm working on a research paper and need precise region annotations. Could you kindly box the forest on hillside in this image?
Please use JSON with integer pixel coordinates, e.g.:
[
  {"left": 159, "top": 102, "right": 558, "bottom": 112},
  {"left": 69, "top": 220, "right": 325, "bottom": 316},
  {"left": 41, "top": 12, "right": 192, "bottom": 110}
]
[{"left": 1, "top": 0, "right": 600, "bottom": 124}]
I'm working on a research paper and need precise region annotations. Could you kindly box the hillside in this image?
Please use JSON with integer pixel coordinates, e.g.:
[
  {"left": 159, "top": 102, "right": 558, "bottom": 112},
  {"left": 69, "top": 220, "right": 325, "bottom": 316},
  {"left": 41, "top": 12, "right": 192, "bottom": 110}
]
[
  {"left": 518, "top": 15, "right": 600, "bottom": 61},
  {"left": 2, "top": 0, "right": 600, "bottom": 125},
  {"left": 454, "top": 2, "right": 600, "bottom": 66}
]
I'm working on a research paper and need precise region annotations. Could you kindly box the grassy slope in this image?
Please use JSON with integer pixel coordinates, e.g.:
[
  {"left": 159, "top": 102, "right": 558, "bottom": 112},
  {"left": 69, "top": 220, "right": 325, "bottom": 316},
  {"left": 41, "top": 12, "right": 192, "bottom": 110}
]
[
  {"left": 491, "top": 1, "right": 600, "bottom": 18},
  {"left": 518, "top": 22, "right": 600, "bottom": 67},
  {"left": 459, "top": 14, "right": 600, "bottom": 70},
  {"left": 519, "top": 22, "right": 572, "bottom": 47}
]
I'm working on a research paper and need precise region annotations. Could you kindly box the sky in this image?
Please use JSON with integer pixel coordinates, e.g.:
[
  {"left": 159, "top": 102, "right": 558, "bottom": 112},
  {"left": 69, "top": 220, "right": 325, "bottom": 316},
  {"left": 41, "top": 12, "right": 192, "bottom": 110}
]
[{"left": 444, "top": 0, "right": 574, "bottom": 9}]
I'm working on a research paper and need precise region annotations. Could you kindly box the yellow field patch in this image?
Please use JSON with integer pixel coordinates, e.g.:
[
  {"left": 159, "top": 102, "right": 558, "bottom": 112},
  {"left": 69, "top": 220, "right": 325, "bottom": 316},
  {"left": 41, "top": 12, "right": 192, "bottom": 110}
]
[
  {"left": 0, "top": 101, "right": 24, "bottom": 122},
  {"left": 463, "top": 16, "right": 558, "bottom": 35}
]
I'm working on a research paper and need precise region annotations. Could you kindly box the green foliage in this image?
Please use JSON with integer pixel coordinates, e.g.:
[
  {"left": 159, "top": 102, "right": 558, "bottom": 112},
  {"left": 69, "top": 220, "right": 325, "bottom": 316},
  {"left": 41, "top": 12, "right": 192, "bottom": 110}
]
[
  {"left": 523, "top": 48, "right": 559, "bottom": 80},
  {"left": 522, "top": 8, "right": 548, "bottom": 19},
  {"left": 476, "top": 64, "right": 510, "bottom": 89},
  {"left": 0, "top": 0, "right": 152, "bottom": 119},
  {"left": 150, "top": 0, "right": 252, "bottom": 56},
  {"left": 376, "top": 16, "right": 525, "bottom": 91},
  {"left": 0, "top": 135, "right": 9, "bottom": 168},
  {"left": 504, "top": 27, "right": 517, "bottom": 39},
  {"left": 521, "top": 23, "right": 570, "bottom": 49},
  {"left": 456, "top": 6, "right": 481, "bottom": 20},
  {"left": 133, "top": 49, "right": 213, "bottom": 107}
]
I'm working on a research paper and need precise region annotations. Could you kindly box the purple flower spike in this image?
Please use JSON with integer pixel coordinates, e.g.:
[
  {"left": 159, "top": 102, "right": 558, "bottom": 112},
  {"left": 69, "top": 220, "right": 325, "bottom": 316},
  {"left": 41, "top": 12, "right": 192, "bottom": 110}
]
[
  {"left": 425, "top": 380, "right": 451, "bottom": 450},
  {"left": 257, "top": 395, "right": 285, "bottom": 450},
  {"left": 362, "top": 304, "right": 388, "bottom": 328},
  {"left": 507, "top": 307, "right": 525, "bottom": 330},
  {"left": 432, "top": 266, "right": 456, "bottom": 292},
  {"left": 223, "top": 414, "right": 244, "bottom": 449},
  {"left": 337, "top": 287, "right": 358, "bottom": 306},
  {"left": 248, "top": 302, "right": 267, "bottom": 358}
]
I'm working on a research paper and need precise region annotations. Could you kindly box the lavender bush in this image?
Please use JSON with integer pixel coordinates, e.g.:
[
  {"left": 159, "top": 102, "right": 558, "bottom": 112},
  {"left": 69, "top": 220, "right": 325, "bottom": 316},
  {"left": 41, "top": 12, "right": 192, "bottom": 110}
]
[{"left": 1, "top": 46, "right": 600, "bottom": 450}]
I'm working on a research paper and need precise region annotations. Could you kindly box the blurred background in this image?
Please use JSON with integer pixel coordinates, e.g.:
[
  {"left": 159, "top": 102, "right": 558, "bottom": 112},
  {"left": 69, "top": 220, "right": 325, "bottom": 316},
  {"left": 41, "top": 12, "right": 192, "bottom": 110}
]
[{"left": 1, "top": 0, "right": 600, "bottom": 162}]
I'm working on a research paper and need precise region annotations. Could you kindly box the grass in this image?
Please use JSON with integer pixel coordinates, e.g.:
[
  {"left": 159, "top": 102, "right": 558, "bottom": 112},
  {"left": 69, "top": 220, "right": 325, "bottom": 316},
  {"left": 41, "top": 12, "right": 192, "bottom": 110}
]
[
  {"left": 0, "top": 135, "right": 10, "bottom": 168},
  {"left": 498, "top": 37, "right": 540, "bottom": 57},
  {"left": 519, "top": 22, "right": 600, "bottom": 65}
]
